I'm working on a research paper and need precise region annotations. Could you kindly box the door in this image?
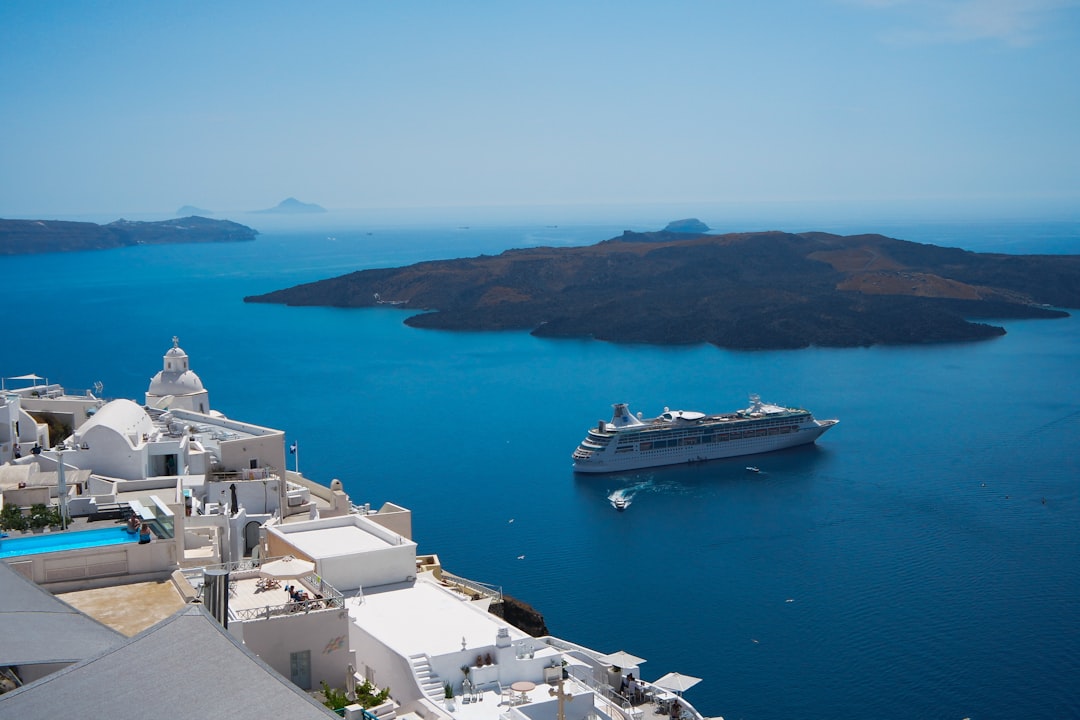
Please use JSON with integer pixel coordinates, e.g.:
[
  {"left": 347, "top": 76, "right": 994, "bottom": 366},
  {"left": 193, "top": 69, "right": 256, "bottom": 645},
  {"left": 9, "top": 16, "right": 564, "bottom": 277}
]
[{"left": 290, "top": 650, "right": 311, "bottom": 690}]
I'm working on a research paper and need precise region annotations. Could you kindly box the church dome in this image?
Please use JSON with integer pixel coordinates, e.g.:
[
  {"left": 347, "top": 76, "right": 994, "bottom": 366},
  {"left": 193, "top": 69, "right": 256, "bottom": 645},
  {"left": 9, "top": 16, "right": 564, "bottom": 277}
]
[
  {"left": 146, "top": 337, "right": 211, "bottom": 413},
  {"left": 149, "top": 369, "right": 205, "bottom": 396}
]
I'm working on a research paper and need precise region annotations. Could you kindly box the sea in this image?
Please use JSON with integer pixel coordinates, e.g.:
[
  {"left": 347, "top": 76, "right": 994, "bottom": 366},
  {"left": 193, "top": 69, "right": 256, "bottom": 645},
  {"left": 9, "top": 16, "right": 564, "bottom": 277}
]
[{"left": 2, "top": 210, "right": 1078, "bottom": 720}]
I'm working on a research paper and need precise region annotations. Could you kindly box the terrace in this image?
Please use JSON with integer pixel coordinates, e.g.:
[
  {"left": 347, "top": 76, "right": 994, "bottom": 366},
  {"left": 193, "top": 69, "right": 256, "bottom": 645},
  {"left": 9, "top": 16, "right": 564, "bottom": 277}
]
[{"left": 182, "top": 556, "right": 345, "bottom": 623}]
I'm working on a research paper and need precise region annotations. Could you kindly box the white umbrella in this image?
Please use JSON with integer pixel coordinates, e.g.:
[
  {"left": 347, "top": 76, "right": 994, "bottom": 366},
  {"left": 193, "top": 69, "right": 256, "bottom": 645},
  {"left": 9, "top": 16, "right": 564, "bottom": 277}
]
[
  {"left": 652, "top": 672, "right": 702, "bottom": 694},
  {"left": 599, "top": 650, "right": 646, "bottom": 669},
  {"left": 259, "top": 555, "right": 315, "bottom": 580}
]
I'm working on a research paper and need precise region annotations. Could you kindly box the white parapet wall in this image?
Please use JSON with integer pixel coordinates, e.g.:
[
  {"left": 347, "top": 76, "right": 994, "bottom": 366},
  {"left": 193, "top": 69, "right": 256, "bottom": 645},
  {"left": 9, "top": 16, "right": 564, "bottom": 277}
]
[{"left": 266, "top": 514, "right": 418, "bottom": 592}]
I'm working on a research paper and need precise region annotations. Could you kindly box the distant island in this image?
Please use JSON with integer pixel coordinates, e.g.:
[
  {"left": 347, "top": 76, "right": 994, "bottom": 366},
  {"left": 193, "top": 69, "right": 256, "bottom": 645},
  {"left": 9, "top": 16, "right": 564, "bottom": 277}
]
[
  {"left": 176, "top": 205, "right": 213, "bottom": 216},
  {"left": 252, "top": 197, "right": 326, "bottom": 214},
  {"left": 0, "top": 216, "right": 258, "bottom": 256},
  {"left": 244, "top": 228, "right": 1080, "bottom": 349},
  {"left": 664, "top": 218, "right": 710, "bottom": 233}
]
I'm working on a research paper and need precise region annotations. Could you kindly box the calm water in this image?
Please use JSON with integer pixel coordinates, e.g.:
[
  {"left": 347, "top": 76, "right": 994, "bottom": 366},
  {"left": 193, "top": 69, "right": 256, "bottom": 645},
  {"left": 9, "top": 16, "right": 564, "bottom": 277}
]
[{"left": 2, "top": 215, "right": 1078, "bottom": 719}]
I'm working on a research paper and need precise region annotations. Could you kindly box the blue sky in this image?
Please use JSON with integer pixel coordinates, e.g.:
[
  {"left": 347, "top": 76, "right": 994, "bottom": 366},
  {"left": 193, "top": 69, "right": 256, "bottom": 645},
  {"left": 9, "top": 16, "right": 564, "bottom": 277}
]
[{"left": 2, "top": 0, "right": 1078, "bottom": 220}]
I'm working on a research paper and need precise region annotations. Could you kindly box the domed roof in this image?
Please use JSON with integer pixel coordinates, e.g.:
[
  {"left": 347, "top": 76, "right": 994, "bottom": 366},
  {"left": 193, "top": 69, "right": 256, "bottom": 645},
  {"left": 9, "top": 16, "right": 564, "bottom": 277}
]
[
  {"left": 149, "top": 369, "right": 205, "bottom": 396},
  {"left": 76, "top": 399, "right": 154, "bottom": 440},
  {"left": 148, "top": 336, "right": 206, "bottom": 398}
]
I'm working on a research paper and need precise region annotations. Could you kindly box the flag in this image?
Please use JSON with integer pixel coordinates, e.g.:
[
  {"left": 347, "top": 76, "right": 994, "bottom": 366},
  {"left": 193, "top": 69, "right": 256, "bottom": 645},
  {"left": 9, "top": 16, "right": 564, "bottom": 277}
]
[{"left": 289, "top": 442, "right": 297, "bottom": 454}]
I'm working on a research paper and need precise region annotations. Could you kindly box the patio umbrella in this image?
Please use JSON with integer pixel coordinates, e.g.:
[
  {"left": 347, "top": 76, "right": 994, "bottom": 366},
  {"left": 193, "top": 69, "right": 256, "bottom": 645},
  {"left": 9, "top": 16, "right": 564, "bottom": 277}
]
[
  {"left": 599, "top": 651, "right": 646, "bottom": 669},
  {"left": 652, "top": 672, "right": 702, "bottom": 694},
  {"left": 259, "top": 555, "right": 315, "bottom": 580}
]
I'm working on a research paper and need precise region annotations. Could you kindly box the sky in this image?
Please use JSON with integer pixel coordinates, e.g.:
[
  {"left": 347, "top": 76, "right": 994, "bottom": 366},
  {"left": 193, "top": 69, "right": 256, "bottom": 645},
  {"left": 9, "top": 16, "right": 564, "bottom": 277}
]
[{"left": 2, "top": 0, "right": 1079, "bottom": 221}]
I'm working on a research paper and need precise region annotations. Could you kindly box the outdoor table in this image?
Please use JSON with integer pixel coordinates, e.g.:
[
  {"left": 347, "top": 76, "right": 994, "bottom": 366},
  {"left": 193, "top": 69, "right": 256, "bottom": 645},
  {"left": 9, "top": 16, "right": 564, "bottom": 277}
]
[
  {"left": 653, "top": 691, "right": 676, "bottom": 713},
  {"left": 510, "top": 681, "right": 536, "bottom": 704}
]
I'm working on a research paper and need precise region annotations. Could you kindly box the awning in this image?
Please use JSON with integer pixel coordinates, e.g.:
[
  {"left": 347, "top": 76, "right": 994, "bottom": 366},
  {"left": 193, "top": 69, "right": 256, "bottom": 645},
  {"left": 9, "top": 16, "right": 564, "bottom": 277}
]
[
  {"left": 258, "top": 556, "right": 315, "bottom": 580},
  {"left": 599, "top": 650, "right": 646, "bottom": 669},
  {"left": 652, "top": 672, "right": 702, "bottom": 694}
]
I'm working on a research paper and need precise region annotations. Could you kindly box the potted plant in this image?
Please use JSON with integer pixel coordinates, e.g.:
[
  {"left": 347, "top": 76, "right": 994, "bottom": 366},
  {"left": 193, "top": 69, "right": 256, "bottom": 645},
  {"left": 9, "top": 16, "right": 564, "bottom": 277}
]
[
  {"left": 443, "top": 681, "right": 455, "bottom": 710},
  {"left": 29, "top": 503, "right": 51, "bottom": 533},
  {"left": 1, "top": 502, "right": 28, "bottom": 533}
]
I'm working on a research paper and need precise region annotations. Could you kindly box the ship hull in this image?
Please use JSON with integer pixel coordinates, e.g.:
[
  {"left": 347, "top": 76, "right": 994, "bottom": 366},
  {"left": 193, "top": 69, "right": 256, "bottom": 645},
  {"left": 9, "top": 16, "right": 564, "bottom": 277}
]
[{"left": 572, "top": 420, "right": 837, "bottom": 474}]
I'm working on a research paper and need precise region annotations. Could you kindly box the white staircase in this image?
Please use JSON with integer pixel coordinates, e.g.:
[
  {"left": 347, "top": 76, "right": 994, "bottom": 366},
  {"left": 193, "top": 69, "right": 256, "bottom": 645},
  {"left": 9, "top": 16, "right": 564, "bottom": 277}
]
[{"left": 409, "top": 653, "right": 444, "bottom": 703}]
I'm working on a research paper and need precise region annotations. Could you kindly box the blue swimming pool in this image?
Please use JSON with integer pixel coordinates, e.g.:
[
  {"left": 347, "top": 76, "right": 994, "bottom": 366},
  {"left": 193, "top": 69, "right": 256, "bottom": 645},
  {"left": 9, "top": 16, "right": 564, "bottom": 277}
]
[{"left": 0, "top": 526, "right": 139, "bottom": 559}]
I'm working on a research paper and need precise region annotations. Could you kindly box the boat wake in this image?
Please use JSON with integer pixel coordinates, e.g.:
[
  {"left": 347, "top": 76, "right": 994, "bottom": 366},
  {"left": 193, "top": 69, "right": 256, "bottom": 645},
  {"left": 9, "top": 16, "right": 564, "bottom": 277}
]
[{"left": 608, "top": 479, "right": 655, "bottom": 510}]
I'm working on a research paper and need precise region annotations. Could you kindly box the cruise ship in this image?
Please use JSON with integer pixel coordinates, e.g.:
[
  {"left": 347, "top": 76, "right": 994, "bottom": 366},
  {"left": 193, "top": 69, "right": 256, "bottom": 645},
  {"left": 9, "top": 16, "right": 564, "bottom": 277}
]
[{"left": 572, "top": 395, "right": 837, "bottom": 473}]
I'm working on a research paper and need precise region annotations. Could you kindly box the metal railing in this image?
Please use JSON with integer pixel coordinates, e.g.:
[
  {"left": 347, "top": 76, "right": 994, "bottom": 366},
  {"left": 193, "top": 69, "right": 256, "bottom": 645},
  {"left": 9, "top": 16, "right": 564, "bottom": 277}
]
[
  {"left": 182, "top": 559, "right": 346, "bottom": 622},
  {"left": 563, "top": 667, "right": 704, "bottom": 720},
  {"left": 440, "top": 570, "right": 503, "bottom": 603},
  {"left": 232, "top": 592, "right": 344, "bottom": 621}
]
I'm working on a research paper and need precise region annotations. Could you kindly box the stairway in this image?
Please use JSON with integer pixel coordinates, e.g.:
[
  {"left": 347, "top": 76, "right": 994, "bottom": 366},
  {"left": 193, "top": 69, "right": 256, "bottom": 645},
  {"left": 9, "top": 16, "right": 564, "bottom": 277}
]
[{"left": 409, "top": 653, "right": 444, "bottom": 703}]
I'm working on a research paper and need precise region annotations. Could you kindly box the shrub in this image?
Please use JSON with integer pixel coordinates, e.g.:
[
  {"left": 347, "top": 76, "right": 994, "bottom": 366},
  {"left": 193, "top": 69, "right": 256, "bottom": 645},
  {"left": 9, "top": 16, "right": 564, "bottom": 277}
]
[{"left": 1, "top": 502, "right": 28, "bottom": 531}]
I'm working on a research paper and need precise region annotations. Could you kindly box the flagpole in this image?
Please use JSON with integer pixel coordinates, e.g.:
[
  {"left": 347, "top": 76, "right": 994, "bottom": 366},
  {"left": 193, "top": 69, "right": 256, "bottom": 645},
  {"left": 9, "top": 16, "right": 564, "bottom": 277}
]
[{"left": 290, "top": 441, "right": 300, "bottom": 475}]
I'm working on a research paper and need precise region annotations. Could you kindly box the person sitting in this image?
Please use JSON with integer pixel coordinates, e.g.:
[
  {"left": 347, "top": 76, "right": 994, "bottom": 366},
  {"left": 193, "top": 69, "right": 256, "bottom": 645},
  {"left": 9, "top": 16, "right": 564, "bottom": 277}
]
[
  {"left": 126, "top": 515, "right": 140, "bottom": 533},
  {"left": 138, "top": 522, "right": 152, "bottom": 544}
]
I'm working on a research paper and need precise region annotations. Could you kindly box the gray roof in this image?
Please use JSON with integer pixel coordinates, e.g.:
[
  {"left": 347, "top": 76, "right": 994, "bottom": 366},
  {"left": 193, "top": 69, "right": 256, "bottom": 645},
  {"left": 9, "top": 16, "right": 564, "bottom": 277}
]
[
  {"left": 0, "top": 604, "right": 337, "bottom": 719},
  {"left": 0, "top": 560, "right": 124, "bottom": 666}
]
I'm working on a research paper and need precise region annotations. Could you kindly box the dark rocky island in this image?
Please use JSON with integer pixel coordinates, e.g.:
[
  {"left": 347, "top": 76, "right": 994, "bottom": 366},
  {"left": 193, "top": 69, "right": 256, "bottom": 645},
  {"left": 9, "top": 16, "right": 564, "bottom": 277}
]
[
  {"left": 0, "top": 216, "right": 258, "bottom": 256},
  {"left": 244, "top": 229, "right": 1080, "bottom": 349},
  {"left": 253, "top": 197, "right": 326, "bottom": 214}
]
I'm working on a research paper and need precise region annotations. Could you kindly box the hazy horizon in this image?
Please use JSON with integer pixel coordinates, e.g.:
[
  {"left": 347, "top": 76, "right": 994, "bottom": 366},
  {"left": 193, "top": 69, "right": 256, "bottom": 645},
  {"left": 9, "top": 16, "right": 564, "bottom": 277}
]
[{"left": 2, "top": 1, "right": 1079, "bottom": 221}]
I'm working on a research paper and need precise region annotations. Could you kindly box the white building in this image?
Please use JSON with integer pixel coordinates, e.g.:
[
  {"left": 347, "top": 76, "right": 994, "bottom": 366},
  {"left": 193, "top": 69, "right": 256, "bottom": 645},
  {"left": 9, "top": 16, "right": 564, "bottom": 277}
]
[{"left": 1, "top": 343, "right": 717, "bottom": 720}]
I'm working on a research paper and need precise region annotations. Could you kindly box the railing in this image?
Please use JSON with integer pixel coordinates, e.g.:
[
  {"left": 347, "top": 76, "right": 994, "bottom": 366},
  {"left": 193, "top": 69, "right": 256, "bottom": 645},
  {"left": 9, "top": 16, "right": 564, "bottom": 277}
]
[
  {"left": 181, "top": 558, "right": 345, "bottom": 620},
  {"left": 232, "top": 592, "right": 344, "bottom": 621},
  {"left": 185, "top": 555, "right": 270, "bottom": 576},
  {"left": 563, "top": 667, "right": 704, "bottom": 720},
  {"left": 304, "top": 572, "right": 346, "bottom": 606},
  {"left": 440, "top": 570, "right": 503, "bottom": 603}
]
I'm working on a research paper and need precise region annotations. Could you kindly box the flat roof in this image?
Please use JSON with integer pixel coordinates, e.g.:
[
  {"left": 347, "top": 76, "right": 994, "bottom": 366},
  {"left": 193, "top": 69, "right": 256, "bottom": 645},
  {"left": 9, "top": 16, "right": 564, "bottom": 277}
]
[
  {"left": 57, "top": 579, "right": 186, "bottom": 636},
  {"left": 285, "top": 522, "right": 395, "bottom": 558},
  {"left": 351, "top": 578, "right": 526, "bottom": 658}
]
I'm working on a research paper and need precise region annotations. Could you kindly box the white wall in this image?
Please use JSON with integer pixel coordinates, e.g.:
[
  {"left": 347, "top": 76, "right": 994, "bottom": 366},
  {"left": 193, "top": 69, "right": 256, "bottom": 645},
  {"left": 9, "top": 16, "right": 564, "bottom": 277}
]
[
  {"left": 78, "top": 425, "right": 145, "bottom": 479},
  {"left": 348, "top": 619, "right": 424, "bottom": 704},
  {"left": 239, "top": 609, "right": 353, "bottom": 691},
  {"left": 320, "top": 542, "right": 416, "bottom": 592}
]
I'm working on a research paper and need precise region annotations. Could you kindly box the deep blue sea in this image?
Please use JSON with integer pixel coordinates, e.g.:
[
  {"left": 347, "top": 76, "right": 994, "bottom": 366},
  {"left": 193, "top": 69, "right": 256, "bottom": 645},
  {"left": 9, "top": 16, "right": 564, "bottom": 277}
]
[{"left": 3, "top": 213, "right": 1078, "bottom": 719}]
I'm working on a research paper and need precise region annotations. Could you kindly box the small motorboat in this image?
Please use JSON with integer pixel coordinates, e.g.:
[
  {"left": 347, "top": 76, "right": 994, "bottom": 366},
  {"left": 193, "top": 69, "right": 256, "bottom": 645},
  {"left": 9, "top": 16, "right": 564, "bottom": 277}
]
[
  {"left": 612, "top": 497, "right": 629, "bottom": 511},
  {"left": 745, "top": 466, "right": 760, "bottom": 473}
]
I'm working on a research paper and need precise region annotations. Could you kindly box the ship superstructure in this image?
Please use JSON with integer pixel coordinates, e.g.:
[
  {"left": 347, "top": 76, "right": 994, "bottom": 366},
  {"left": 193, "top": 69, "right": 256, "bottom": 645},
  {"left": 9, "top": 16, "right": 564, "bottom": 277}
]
[{"left": 572, "top": 395, "right": 837, "bottom": 473}]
